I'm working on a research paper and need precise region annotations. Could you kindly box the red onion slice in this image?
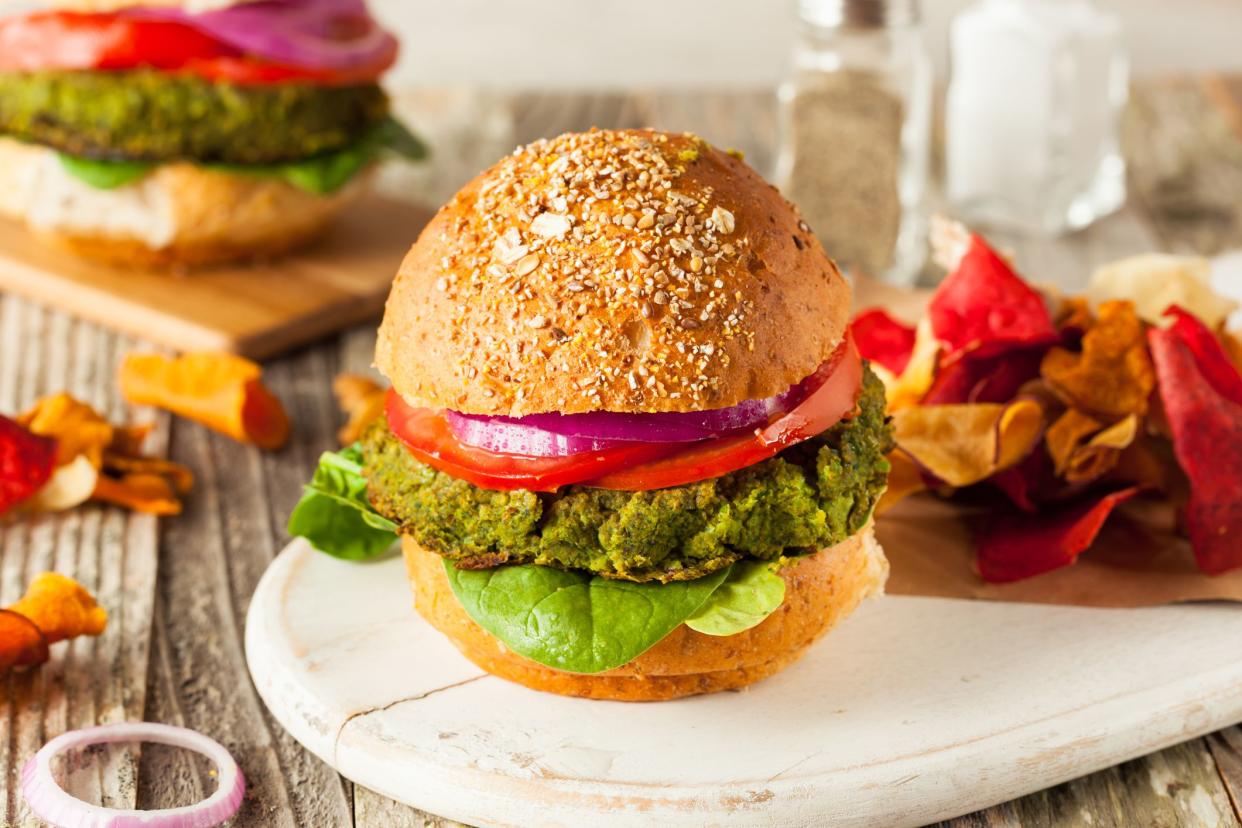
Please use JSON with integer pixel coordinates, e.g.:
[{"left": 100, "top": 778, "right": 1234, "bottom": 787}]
[
  {"left": 125, "top": 0, "right": 398, "bottom": 72},
  {"left": 446, "top": 355, "right": 839, "bottom": 456},
  {"left": 22, "top": 722, "right": 245, "bottom": 828}
]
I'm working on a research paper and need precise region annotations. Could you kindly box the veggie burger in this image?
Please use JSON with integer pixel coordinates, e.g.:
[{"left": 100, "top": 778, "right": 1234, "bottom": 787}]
[
  {"left": 0, "top": 0, "right": 424, "bottom": 266},
  {"left": 291, "top": 129, "right": 894, "bottom": 701}
]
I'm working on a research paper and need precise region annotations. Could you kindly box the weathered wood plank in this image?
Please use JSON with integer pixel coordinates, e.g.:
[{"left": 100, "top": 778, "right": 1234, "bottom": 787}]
[{"left": 0, "top": 297, "right": 162, "bottom": 825}]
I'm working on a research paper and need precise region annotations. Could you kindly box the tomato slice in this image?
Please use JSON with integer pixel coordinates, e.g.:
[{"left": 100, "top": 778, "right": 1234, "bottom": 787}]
[
  {"left": 385, "top": 393, "right": 680, "bottom": 493},
  {"left": 385, "top": 334, "right": 864, "bottom": 494},
  {"left": 584, "top": 334, "right": 863, "bottom": 490},
  {"left": 0, "top": 12, "right": 393, "bottom": 85}
]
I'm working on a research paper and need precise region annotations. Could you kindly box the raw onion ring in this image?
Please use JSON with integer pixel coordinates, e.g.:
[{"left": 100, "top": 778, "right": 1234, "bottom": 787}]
[
  {"left": 21, "top": 722, "right": 245, "bottom": 828},
  {"left": 125, "top": 0, "right": 397, "bottom": 72},
  {"left": 445, "top": 353, "right": 839, "bottom": 456}
]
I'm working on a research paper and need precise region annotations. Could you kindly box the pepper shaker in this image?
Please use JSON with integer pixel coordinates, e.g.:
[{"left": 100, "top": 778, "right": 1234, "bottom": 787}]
[{"left": 776, "top": 0, "right": 932, "bottom": 286}]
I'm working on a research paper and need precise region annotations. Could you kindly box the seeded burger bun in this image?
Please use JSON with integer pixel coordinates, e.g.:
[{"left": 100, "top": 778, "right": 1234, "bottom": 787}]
[
  {"left": 378, "top": 129, "right": 885, "bottom": 701},
  {"left": 404, "top": 529, "right": 885, "bottom": 701},
  {"left": 376, "top": 129, "right": 851, "bottom": 416},
  {"left": 0, "top": 137, "right": 367, "bottom": 268}
]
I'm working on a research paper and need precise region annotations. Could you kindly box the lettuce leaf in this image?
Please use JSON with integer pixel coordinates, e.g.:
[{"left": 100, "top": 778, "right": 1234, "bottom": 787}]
[
  {"left": 684, "top": 560, "right": 786, "bottom": 636},
  {"left": 287, "top": 446, "right": 398, "bottom": 560},
  {"left": 56, "top": 116, "right": 427, "bottom": 195},
  {"left": 444, "top": 561, "right": 730, "bottom": 674}
]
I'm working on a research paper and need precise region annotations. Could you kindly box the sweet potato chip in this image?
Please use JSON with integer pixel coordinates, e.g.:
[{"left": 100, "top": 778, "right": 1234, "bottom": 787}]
[
  {"left": 120, "top": 353, "right": 290, "bottom": 450},
  {"left": 93, "top": 473, "right": 182, "bottom": 516},
  {"left": 109, "top": 423, "right": 154, "bottom": 457},
  {"left": 976, "top": 487, "right": 1142, "bottom": 583},
  {"left": 851, "top": 309, "right": 917, "bottom": 377},
  {"left": 0, "top": 610, "right": 48, "bottom": 671},
  {"left": 9, "top": 572, "right": 107, "bottom": 645},
  {"left": 892, "top": 400, "right": 1044, "bottom": 487},
  {"left": 1045, "top": 410, "right": 1139, "bottom": 484},
  {"left": 885, "top": 317, "right": 940, "bottom": 411},
  {"left": 928, "top": 234, "right": 1057, "bottom": 365},
  {"left": 1041, "top": 300, "right": 1155, "bottom": 420},
  {"left": 1148, "top": 324, "right": 1242, "bottom": 574},
  {"left": 18, "top": 393, "right": 113, "bottom": 468},
  {"left": 101, "top": 453, "right": 194, "bottom": 495},
  {"left": 334, "top": 374, "right": 387, "bottom": 445},
  {"left": 875, "top": 450, "right": 928, "bottom": 515},
  {"left": 1088, "top": 253, "right": 1238, "bottom": 329}
]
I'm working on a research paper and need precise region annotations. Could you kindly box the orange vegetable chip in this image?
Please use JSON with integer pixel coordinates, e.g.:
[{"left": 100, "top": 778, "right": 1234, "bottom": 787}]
[
  {"left": 892, "top": 400, "right": 1044, "bottom": 487},
  {"left": 93, "top": 473, "right": 182, "bottom": 515},
  {"left": 334, "top": 374, "right": 387, "bottom": 445},
  {"left": 8, "top": 572, "right": 107, "bottom": 646},
  {"left": 885, "top": 317, "right": 940, "bottom": 411},
  {"left": 101, "top": 453, "right": 194, "bottom": 495},
  {"left": 0, "top": 609, "right": 48, "bottom": 671},
  {"left": 120, "top": 353, "right": 290, "bottom": 450},
  {"left": 874, "top": 450, "right": 927, "bottom": 514},
  {"left": 1040, "top": 300, "right": 1155, "bottom": 420},
  {"left": 1045, "top": 410, "right": 1139, "bottom": 484},
  {"left": 18, "top": 393, "right": 113, "bottom": 468}
]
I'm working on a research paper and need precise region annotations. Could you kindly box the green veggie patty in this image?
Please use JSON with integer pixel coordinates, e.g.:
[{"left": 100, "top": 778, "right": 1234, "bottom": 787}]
[
  {"left": 363, "top": 365, "right": 894, "bottom": 583},
  {"left": 0, "top": 70, "right": 389, "bottom": 164}
]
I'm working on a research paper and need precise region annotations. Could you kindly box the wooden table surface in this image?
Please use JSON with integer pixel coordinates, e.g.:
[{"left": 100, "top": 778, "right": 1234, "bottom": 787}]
[{"left": 2, "top": 82, "right": 1241, "bottom": 828}]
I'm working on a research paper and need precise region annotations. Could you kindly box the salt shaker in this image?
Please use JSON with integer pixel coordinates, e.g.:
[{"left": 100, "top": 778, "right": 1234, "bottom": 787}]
[
  {"left": 946, "top": 0, "right": 1128, "bottom": 234},
  {"left": 776, "top": 0, "right": 933, "bottom": 286}
]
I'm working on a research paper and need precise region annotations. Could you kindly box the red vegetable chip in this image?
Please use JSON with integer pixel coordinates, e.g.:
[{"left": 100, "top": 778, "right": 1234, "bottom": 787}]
[
  {"left": 1163, "top": 306, "right": 1242, "bottom": 407},
  {"left": 0, "top": 415, "right": 57, "bottom": 516},
  {"left": 0, "top": 608, "right": 49, "bottom": 672},
  {"left": 1148, "top": 324, "right": 1242, "bottom": 574},
  {"left": 928, "top": 234, "right": 1057, "bottom": 365},
  {"left": 989, "top": 448, "right": 1056, "bottom": 513},
  {"left": 852, "top": 309, "right": 917, "bottom": 376},
  {"left": 923, "top": 348, "right": 1046, "bottom": 406},
  {"left": 977, "top": 487, "right": 1142, "bottom": 583}
]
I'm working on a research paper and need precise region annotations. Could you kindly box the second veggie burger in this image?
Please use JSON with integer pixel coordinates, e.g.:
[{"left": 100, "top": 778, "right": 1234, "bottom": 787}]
[
  {"left": 293, "top": 129, "right": 894, "bottom": 701},
  {"left": 0, "top": 0, "right": 424, "bottom": 266}
]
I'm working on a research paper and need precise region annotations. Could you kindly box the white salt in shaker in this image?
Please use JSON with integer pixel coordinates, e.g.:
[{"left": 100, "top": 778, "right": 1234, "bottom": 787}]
[{"left": 946, "top": 0, "right": 1127, "bottom": 234}]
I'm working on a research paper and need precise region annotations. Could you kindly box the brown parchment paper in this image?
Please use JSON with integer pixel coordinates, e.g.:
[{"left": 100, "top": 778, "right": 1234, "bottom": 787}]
[
  {"left": 853, "top": 276, "right": 1242, "bottom": 608},
  {"left": 877, "top": 495, "right": 1242, "bottom": 607}
]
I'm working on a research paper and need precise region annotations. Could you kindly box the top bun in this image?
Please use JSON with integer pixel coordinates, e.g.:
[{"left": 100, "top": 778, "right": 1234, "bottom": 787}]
[{"left": 376, "top": 129, "right": 850, "bottom": 416}]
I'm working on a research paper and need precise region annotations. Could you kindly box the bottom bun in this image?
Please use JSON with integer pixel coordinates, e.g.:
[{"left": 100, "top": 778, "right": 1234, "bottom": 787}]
[
  {"left": 0, "top": 137, "right": 367, "bottom": 268},
  {"left": 402, "top": 525, "right": 887, "bottom": 702}
]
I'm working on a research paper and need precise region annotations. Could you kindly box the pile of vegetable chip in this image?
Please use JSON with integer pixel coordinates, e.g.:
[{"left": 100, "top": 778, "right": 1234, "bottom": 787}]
[{"left": 857, "top": 221, "right": 1242, "bottom": 583}]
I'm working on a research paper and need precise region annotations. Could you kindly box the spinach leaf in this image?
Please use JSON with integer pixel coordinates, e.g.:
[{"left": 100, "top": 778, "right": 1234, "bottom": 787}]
[
  {"left": 684, "top": 560, "right": 786, "bottom": 636},
  {"left": 57, "top": 116, "right": 427, "bottom": 195},
  {"left": 57, "top": 154, "right": 153, "bottom": 190},
  {"left": 287, "top": 446, "right": 397, "bottom": 560},
  {"left": 444, "top": 562, "right": 729, "bottom": 674}
]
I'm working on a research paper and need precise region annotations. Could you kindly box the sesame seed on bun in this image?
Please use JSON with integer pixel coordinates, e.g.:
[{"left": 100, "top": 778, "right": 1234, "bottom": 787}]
[{"left": 375, "top": 128, "right": 851, "bottom": 416}]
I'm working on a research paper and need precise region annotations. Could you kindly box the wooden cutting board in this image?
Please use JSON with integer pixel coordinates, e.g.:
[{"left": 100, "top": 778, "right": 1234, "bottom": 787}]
[
  {"left": 0, "top": 195, "right": 431, "bottom": 360},
  {"left": 246, "top": 539, "right": 1242, "bottom": 828}
]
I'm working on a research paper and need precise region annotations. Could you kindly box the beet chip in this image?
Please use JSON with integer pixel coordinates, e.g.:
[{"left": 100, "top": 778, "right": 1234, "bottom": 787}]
[
  {"left": 923, "top": 348, "right": 1046, "bottom": 406},
  {"left": 0, "top": 416, "right": 57, "bottom": 516},
  {"left": 852, "top": 309, "right": 917, "bottom": 376},
  {"left": 1163, "top": 307, "right": 1242, "bottom": 407},
  {"left": 977, "top": 487, "right": 1141, "bottom": 583},
  {"left": 1148, "top": 323, "right": 1242, "bottom": 574},
  {"left": 928, "top": 234, "right": 1057, "bottom": 364}
]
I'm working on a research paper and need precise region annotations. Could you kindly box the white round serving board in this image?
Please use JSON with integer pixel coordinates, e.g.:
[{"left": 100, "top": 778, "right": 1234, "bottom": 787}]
[{"left": 245, "top": 539, "right": 1242, "bottom": 828}]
